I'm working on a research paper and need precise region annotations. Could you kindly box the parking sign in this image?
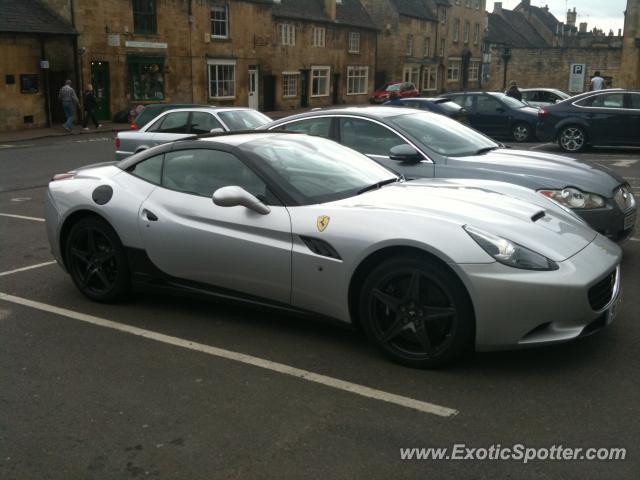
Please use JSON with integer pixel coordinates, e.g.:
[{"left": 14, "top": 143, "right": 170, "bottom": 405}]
[{"left": 569, "top": 63, "right": 586, "bottom": 93}]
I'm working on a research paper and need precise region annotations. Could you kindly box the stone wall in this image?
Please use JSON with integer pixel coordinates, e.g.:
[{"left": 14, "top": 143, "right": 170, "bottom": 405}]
[{"left": 620, "top": 0, "right": 640, "bottom": 88}]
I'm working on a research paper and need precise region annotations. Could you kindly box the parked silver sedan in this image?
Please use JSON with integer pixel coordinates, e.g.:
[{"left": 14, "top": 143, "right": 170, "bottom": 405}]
[
  {"left": 115, "top": 107, "right": 271, "bottom": 160},
  {"left": 45, "top": 133, "right": 622, "bottom": 367}
]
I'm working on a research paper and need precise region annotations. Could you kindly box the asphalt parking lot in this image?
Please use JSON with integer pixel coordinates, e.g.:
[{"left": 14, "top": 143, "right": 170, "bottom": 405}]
[{"left": 1, "top": 135, "right": 639, "bottom": 479}]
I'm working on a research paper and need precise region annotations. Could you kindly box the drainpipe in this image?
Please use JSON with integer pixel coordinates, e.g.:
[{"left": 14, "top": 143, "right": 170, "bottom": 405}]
[
  {"left": 40, "top": 35, "right": 52, "bottom": 127},
  {"left": 69, "top": 0, "right": 82, "bottom": 112},
  {"left": 501, "top": 47, "right": 511, "bottom": 90},
  {"left": 188, "top": 0, "right": 194, "bottom": 102}
]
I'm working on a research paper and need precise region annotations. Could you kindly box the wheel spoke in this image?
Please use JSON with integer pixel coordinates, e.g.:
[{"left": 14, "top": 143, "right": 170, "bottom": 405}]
[
  {"left": 414, "top": 323, "right": 434, "bottom": 355},
  {"left": 87, "top": 228, "right": 97, "bottom": 254},
  {"left": 372, "top": 288, "right": 401, "bottom": 312},
  {"left": 70, "top": 247, "right": 90, "bottom": 263},
  {"left": 405, "top": 271, "right": 422, "bottom": 303},
  {"left": 380, "top": 317, "right": 407, "bottom": 343},
  {"left": 425, "top": 306, "right": 456, "bottom": 321},
  {"left": 93, "top": 267, "right": 110, "bottom": 288}
]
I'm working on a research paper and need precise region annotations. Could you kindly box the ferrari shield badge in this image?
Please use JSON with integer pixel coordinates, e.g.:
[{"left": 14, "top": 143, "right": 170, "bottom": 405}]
[{"left": 317, "top": 215, "right": 330, "bottom": 232}]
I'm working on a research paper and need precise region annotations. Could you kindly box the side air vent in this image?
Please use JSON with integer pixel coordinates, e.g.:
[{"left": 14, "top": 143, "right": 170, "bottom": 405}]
[
  {"left": 531, "top": 210, "right": 545, "bottom": 222},
  {"left": 300, "top": 236, "right": 342, "bottom": 260}
]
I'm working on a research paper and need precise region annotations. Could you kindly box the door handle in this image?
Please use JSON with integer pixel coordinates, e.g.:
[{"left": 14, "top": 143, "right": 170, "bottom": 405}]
[{"left": 143, "top": 209, "right": 158, "bottom": 221}]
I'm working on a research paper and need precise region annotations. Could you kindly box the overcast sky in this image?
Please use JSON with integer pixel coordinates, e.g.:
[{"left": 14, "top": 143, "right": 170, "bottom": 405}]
[{"left": 491, "top": 1, "right": 627, "bottom": 34}]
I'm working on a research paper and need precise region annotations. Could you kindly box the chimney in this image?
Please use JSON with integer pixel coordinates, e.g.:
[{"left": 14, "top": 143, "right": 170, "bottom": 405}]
[
  {"left": 543, "top": 5, "right": 549, "bottom": 12},
  {"left": 618, "top": 28, "right": 622, "bottom": 36},
  {"left": 521, "top": 0, "right": 530, "bottom": 5},
  {"left": 493, "top": 2, "right": 502, "bottom": 13},
  {"left": 324, "top": 0, "right": 337, "bottom": 21},
  {"left": 566, "top": 7, "right": 576, "bottom": 27},
  {"left": 579, "top": 22, "right": 587, "bottom": 33}
]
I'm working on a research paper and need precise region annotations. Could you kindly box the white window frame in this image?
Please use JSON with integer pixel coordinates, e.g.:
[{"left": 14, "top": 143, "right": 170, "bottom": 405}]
[
  {"left": 469, "top": 60, "right": 480, "bottom": 81},
  {"left": 348, "top": 32, "right": 360, "bottom": 53},
  {"left": 464, "top": 21, "right": 470, "bottom": 44},
  {"left": 465, "top": 0, "right": 471, "bottom": 7},
  {"left": 439, "top": 38, "right": 445, "bottom": 56},
  {"left": 447, "top": 58, "right": 461, "bottom": 82},
  {"left": 423, "top": 37, "right": 430, "bottom": 57},
  {"left": 312, "top": 27, "right": 326, "bottom": 47},
  {"left": 474, "top": 0, "right": 480, "bottom": 9},
  {"left": 474, "top": 23, "right": 480, "bottom": 45},
  {"left": 403, "top": 65, "right": 419, "bottom": 85},
  {"left": 453, "top": 19, "right": 460, "bottom": 42},
  {"left": 279, "top": 23, "right": 295, "bottom": 46},
  {"left": 207, "top": 59, "right": 236, "bottom": 99},
  {"left": 421, "top": 66, "right": 438, "bottom": 91},
  {"left": 210, "top": 5, "right": 229, "bottom": 39},
  {"left": 406, "top": 34, "right": 413, "bottom": 56},
  {"left": 346, "top": 66, "right": 368, "bottom": 95},
  {"left": 282, "top": 72, "right": 299, "bottom": 98},
  {"left": 311, "top": 66, "right": 330, "bottom": 97}
]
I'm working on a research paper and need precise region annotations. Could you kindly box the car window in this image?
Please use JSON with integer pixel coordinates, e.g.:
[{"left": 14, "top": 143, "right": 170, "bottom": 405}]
[
  {"left": 387, "top": 83, "right": 402, "bottom": 92},
  {"left": 499, "top": 94, "right": 526, "bottom": 108},
  {"left": 156, "top": 112, "right": 190, "bottom": 134},
  {"left": 630, "top": 93, "right": 640, "bottom": 109},
  {"left": 577, "top": 93, "right": 625, "bottom": 108},
  {"left": 339, "top": 118, "right": 408, "bottom": 156},
  {"left": 127, "top": 154, "right": 163, "bottom": 184},
  {"left": 190, "top": 112, "right": 223, "bottom": 134},
  {"left": 437, "top": 101, "right": 464, "bottom": 113},
  {"left": 218, "top": 110, "right": 271, "bottom": 130},
  {"left": 275, "top": 118, "right": 332, "bottom": 137},
  {"left": 521, "top": 91, "right": 532, "bottom": 101},
  {"left": 449, "top": 95, "right": 473, "bottom": 109},
  {"left": 162, "top": 149, "right": 269, "bottom": 200},
  {"left": 146, "top": 116, "right": 164, "bottom": 132},
  {"left": 476, "top": 96, "right": 503, "bottom": 113}
]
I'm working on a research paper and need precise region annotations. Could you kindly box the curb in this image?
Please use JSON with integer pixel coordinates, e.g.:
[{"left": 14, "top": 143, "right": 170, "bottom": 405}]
[{"left": 0, "top": 126, "right": 129, "bottom": 144}]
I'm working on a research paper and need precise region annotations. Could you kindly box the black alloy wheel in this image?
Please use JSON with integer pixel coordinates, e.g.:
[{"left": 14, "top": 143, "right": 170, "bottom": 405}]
[
  {"left": 359, "top": 255, "right": 474, "bottom": 368},
  {"left": 65, "top": 216, "right": 130, "bottom": 302}
]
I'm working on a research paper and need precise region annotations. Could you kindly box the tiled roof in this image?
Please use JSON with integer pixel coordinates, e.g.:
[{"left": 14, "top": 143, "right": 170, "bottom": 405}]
[
  {"left": 517, "top": 2, "right": 559, "bottom": 33},
  {"left": 0, "top": 0, "right": 76, "bottom": 35},
  {"left": 390, "top": 0, "right": 438, "bottom": 21},
  {"left": 273, "top": 0, "right": 378, "bottom": 30},
  {"left": 487, "top": 10, "right": 550, "bottom": 48}
]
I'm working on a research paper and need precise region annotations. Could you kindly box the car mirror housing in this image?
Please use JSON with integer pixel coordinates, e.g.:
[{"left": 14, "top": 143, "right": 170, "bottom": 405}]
[
  {"left": 212, "top": 186, "right": 271, "bottom": 215},
  {"left": 210, "top": 127, "right": 224, "bottom": 133},
  {"left": 389, "top": 144, "right": 423, "bottom": 163}
]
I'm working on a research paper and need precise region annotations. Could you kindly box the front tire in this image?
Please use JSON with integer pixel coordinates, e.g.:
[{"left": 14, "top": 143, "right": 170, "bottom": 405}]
[
  {"left": 558, "top": 125, "right": 587, "bottom": 152},
  {"left": 512, "top": 122, "right": 531, "bottom": 142},
  {"left": 358, "top": 255, "right": 474, "bottom": 368},
  {"left": 65, "top": 216, "right": 131, "bottom": 302}
]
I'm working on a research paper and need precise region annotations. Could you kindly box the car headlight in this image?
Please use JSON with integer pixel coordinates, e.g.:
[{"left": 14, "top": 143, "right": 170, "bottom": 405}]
[
  {"left": 464, "top": 225, "right": 559, "bottom": 271},
  {"left": 538, "top": 187, "right": 605, "bottom": 209}
]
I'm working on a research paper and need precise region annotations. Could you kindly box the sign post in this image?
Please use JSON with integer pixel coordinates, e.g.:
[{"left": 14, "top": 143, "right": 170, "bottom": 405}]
[{"left": 568, "top": 63, "right": 586, "bottom": 93}]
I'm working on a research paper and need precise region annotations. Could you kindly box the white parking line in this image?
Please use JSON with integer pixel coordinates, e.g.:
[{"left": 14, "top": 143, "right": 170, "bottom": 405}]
[
  {"left": 0, "top": 292, "right": 458, "bottom": 418},
  {"left": 0, "top": 261, "right": 57, "bottom": 277},
  {"left": 0, "top": 213, "right": 45, "bottom": 222}
]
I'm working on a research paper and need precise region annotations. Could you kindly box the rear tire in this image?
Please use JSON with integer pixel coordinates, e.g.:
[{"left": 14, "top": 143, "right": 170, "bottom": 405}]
[
  {"left": 558, "top": 125, "right": 587, "bottom": 152},
  {"left": 65, "top": 216, "right": 131, "bottom": 302},
  {"left": 358, "top": 255, "right": 474, "bottom": 368}
]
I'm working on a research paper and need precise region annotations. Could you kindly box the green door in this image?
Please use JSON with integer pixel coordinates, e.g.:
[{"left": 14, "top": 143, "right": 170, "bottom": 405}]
[{"left": 90, "top": 61, "right": 110, "bottom": 121}]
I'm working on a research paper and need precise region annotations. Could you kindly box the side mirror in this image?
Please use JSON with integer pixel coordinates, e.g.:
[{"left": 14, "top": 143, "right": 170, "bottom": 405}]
[
  {"left": 210, "top": 127, "right": 224, "bottom": 133},
  {"left": 212, "top": 186, "right": 270, "bottom": 215},
  {"left": 389, "top": 144, "right": 423, "bottom": 163}
]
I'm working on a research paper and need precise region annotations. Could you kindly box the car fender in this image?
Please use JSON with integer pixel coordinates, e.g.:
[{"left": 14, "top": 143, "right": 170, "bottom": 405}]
[{"left": 553, "top": 116, "right": 592, "bottom": 140}]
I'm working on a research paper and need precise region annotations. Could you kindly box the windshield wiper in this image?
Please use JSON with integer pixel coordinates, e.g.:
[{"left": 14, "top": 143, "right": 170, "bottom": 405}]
[
  {"left": 473, "top": 146, "right": 499, "bottom": 155},
  {"left": 357, "top": 178, "right": 400, "bottom": 195}
]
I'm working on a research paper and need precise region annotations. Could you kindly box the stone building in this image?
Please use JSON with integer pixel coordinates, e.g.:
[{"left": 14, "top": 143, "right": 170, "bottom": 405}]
[
  {"left": 0, "top": 0, "right": 76, "bottom": 131},
  {"left": 620, "top": 0, "right": 640, "bottom": 88},
  {"left": 485, "top": 0, "right": 623, "bottom": 93}
]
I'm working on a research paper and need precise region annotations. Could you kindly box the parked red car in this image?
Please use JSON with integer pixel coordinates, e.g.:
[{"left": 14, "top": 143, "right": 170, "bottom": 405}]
[{"left": 370, "top": 82, "right": 419, "bottom": 103}]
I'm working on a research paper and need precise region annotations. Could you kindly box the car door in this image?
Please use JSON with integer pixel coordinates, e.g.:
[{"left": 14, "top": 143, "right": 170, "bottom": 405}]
[
  {"left": 626, "top": 93, "right": 640, "bottom": 146},
  {"left": 574, "top": 92, "right": 627, "bottom": 145},
  {"left": 189, "top": 111, "right": 225, "bottom": 134},
  {"left": 149, "top": 111, "right": 192, "bottom": 145},
  {"left": 472, "top": 94, "right": 510, "bottom": 137},
  {"left": 138, "top": 147, "right": 293, "bottom": 303},
  {"left": 336, "top": 116, "right": 435, "bottom": 178}
]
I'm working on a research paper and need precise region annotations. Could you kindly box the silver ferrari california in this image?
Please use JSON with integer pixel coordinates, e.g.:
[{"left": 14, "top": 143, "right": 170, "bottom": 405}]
[{"left": 45, "top": 133, "right": 622, "bottom": 367}]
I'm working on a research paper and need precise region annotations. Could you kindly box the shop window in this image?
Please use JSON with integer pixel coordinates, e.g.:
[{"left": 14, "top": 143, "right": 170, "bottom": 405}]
[
  {"left": 128, "top": 57, "right": 165, "bottom": 101},
  {"left": 20, "top": 74, "right": 39, "bottom": 94}
]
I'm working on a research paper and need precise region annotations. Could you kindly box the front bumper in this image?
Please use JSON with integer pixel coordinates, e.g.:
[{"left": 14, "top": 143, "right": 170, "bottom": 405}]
[
  {"left": 459, "top": 233, "right": 622, "bottom": 351},
  {"left": 44, "top": 187, "right": 65, "bottom": 268}
]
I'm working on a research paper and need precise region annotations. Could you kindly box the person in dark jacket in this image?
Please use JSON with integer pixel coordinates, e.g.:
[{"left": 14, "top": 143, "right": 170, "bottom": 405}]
[
  {"left": 82, "top": 84, "right": 102, "bottom": 130},
  {"left": 506, "top": 80, "right": 522, "bottom": 101}
]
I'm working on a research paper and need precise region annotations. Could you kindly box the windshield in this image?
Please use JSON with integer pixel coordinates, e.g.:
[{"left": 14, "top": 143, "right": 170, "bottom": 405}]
[
  {"left": 242, "top": 136, "right": 397, "bottom": 204},
  {"left": 386, "top": 83, "right": 402, "bottom": 92},
  {"left": 218, "top": 110, "right": 271, "bottom": 130},
  {"left": 387, "top": 112, "right": 498, "bottom": 157},
  {"left": 497, "top": 94, "right": 527, "bottom": 109}
]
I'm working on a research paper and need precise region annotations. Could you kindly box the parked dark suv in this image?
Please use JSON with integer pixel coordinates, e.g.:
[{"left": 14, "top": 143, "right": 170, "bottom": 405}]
[
  {"left": 537, "top": 89, "right": 640, "bottom": 152},
  {"left": 440, "top": 91, "right": 539, "bottom": 142}
]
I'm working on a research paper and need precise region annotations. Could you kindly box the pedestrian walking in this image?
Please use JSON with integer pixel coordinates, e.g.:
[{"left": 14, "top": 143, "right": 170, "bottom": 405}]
[
  {"left": 58, "top": 80, "right": 80, "bottom": 132},
  {"left": 590, "top": 71, "right": 605, "bottom": 91},
  {"left": 82, "top": 84, "right": 102, "bottom": 130},
  {"left": 506, "top": 80, "right": 522, "bottom": 101}
]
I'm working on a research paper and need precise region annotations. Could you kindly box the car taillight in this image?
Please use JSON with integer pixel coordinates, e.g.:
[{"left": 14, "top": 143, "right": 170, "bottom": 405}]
[
  {"left": 115, "top": 137, "right": 121, "bottom": 149},
  {"left": 51, "top": 173, "right": 76, "bottom": 181},
  {"left": 539, "top": 107, "right": 550, "bottom": 117},
  {"left": 130, "top": 122, "right": 138, "bottom": 130}
]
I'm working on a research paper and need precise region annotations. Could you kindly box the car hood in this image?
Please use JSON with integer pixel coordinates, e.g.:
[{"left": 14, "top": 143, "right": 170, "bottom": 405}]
[
  {"left": 331, "top": 179, "right": 597, "bottom": 262},
  {"left": 445, "top": 149, "right": 624, "bottom": 196}
]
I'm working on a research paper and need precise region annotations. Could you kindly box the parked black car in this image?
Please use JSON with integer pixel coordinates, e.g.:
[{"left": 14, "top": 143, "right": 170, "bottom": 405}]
[
  {"left": 537, "top": 89, "right": 640, "bottom": 152},
  {"left": 440, "top": 91, "right": 539, "bottom": 142},
  {"left": 383, "top": 97, "right": 468, "bottom": 123}
]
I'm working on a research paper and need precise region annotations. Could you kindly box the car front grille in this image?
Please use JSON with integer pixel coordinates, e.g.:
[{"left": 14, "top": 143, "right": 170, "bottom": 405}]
[
  {"left": 614, "top": 184, "right": 635, "bottom": 211},
  {"left": 588, "top": 269, "right": 617, "bottom": 311}
]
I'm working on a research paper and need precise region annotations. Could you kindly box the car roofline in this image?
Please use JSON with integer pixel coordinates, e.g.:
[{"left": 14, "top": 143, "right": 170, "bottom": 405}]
[{"left": 175, "top": 129, "right": 303, "bottom": 142}]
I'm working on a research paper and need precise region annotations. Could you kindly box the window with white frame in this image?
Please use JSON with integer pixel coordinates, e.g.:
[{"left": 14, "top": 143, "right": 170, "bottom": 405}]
[
  {"left": 465, "top": 0, "right": 471, "bottom": 7},
  {"left": 464, "top": 21, "right": 470, "bottom": 44},
  {"left": 279, "top": 23, "right": 295, "bottom": 46},
  {"left": 406, "top": 34, "right": 413, "bottom": 56},
  {"left": 283, "top": 72, "right": 299, "bottom": 97},
  {"left": 403, "top": 66, "right": 419, "bottom": 85},
  {"left": 468, "top": 60, "right": 480, "bottom": 81},
  {"left": 312, "top": 27, "right": 325, "bottom": 47},
  {"left": 311, "top": 66, "right": 330, "bottom": 96},
  {"left": 208, "top": 59, "right": 236, "bottom": 98},
  {"left": 348, "top": 32, "right": 360, "bottom": 53},
  {"left": 421, "top": 66, "right": 437, "bottom": 91},
  {"left": 439, "top": 38, "right": 445, "bottom": 56},
  {"left": 347, "top": 66, "right": 368, "bottom": 95},
  {"left": 453, "top": 19, "right": 460, "bottom": 42},
  {"left": 474, "top": 0, "right": 480, "bottom": 9},
  {"left": 423, "top": 37, "right": 430, "bottom": 57},
  {"left": 474, "top": 23, "right": 480, "bottom": 45},
  {"left": 440, "top": 7, "right": 447, "bottom": 24},
  {"left": 447, "top": 58, "right": 461, "bottom": 81},
  {"left": 211, "top": 5, "right": 229, "bottom": 38}
]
